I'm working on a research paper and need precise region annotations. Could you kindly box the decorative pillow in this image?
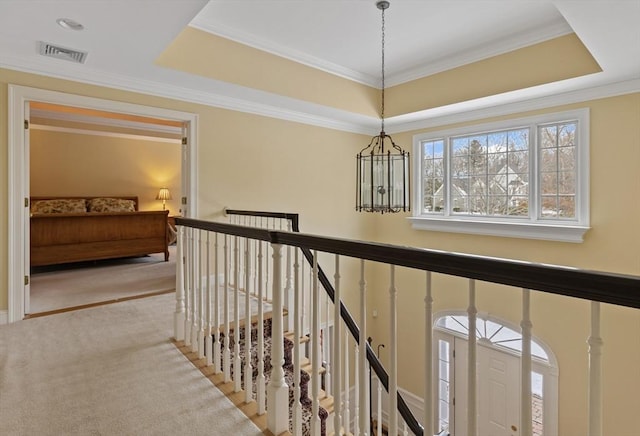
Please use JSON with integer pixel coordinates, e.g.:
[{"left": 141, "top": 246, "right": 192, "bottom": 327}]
[
  {"left": 88, "top": 197, "right": 136, "bottom": 213},
  {"left": 31, "top": 199, "right": 87, "bottom": 214}
]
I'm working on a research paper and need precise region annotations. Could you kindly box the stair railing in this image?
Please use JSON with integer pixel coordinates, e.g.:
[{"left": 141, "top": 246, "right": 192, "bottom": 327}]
[
  {"left": 225, "top": 208, "right": 422, "bottom": 435},
  {"left": 174, "top": 214, "right": 640, "bottom": 436}
]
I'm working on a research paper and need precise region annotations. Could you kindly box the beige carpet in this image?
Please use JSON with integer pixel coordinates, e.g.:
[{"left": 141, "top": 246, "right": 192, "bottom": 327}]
[
  {"left": 29, "top": 246, "right": 177, "bottom": 314},
  {"left": 0, "top": 293, "right": 263, "bottom": 436}
]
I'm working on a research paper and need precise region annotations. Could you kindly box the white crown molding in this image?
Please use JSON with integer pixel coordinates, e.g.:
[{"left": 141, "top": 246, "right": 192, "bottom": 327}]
[
  {"left": 386, "top": 21, "right": 573, "bottom": 87},
  {"left": 191, "top": 17, "right": 571, "bottom": 89},
  {"left": 2, "top": 55, "right": 638, "bottom": 140},
  {"left": 188, "top": 21, "right": 380, "bottom": 87},
  {"left": 0, "top": 55, "right": 376, "bottom": 135},
  {"left": 385, "top": 77, "right": 640, "bottom": 134}
]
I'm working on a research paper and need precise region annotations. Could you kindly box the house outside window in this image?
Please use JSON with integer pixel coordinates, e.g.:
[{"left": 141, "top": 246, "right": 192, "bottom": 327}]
[{"left": 410, "top": 109, "right": 590, "bottom": 242}]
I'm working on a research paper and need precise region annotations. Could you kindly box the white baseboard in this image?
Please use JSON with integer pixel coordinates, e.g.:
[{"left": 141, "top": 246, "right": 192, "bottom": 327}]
[
  {"left": 0, "top": 310, "right": 8, "bottom": 325},
  {"left": 371, "top": 376, "right": 426, "bottom": 432}
]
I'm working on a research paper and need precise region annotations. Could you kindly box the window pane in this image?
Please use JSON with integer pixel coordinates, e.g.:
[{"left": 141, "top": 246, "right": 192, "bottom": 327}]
[
  {"left": 538, "top": 121, "right": 578, "bottom": 220},
  {"left": 422, "top": 140, "right": 445, "bottom": 213},
  {"left": 532, "top": 372, "right": 544, "bottom": 436},
  {"left": 448, "top": 128, "right": 529, "bottom": 218}
]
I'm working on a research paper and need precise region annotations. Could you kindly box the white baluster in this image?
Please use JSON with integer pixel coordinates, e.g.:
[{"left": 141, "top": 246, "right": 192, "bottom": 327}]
[
  {"left": 311, "top": 252, "right": 321, "bottom": 436},
  {"left": 324, "top": 270, "right": 331, "bottom": 400},
  {"left": 205, "top": 232, "right": 213, "bottom": 366},
  {"left": 213, "top": 233, "right": 221, "bottom": 373},
  {"left": 256, "top": 239, "right": 266, "bottom": 415},
  {"left": 359, "top": 259, "right": 370, "bottom": 435},
  {"left": 354, "top": 344, "right": 360, "bottom": 436},
  {"left": 184, "top": 228, "right": 192, "bottom": 348},
  {"left": 190, "top": 228, "right": 199, "bottom": 352},
  {"left": 233, "top": 236, "right": 242, "bottom": 393},
  {"left": 403, "top": 421, "right": 408, "bottom": 435},
  {"left": 588, "top": 301, "right": 603, "bottom": 436},
  {"left": 174, "top": 225, "right": 185, "bottom": 341},
  {"left": 293, "top": 249, "right": 303, "bottom": 434},
  {"left": 377, "top": 376, "right": 383, "bottom": 436},
  {"left": 521, "top": 289, "right": 533, "bottom": 436},
  {"left": 223, "top": 234, "right": 231, "bottom": 383},
  {"left": 265, "top": 221, "right": 271, "bottom": 302},
  {"left": 343, "top": 330, "right": 351, "bottom": 434},
  {"left": 286, "top": 242, "right": 293, "bottom": 333},
  {"left": 197, "top": 230, "right": 205, "bottom": 359},
  {"left": 267, "top": 243, "right": 288, "bottom": 435},
  {"left": 425, "top": 271, "right": 433, "bottom": 434},
  {"left": 244, "top": 238, "right": 253, "bottom": 403},
  {"left": 389, "top": 265, "right": 398, "bottom": 436},
  {"left": 468, "top": 279, "right": 477, "bottom": 436},
  {"left": 333, "top": 254, "right": 342, "bottom": 434}
]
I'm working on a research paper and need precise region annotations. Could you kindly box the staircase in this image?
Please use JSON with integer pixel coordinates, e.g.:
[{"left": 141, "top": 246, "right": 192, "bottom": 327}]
[{"left": 175, "top": 312, "right": 333, "bottom": 435}]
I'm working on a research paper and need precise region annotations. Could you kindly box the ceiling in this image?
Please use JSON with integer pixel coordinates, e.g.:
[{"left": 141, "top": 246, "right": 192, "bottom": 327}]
[{"left": 0, "top": 0, "right": 638, "bottom": 134}]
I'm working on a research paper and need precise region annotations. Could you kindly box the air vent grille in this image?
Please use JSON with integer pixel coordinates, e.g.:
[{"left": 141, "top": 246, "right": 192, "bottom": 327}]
[{"left": 38, "top": 41, "right": 87, "bottom": 64}]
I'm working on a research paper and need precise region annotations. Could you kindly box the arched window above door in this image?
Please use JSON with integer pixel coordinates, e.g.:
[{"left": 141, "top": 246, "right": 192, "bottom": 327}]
[{"left": 435, "top": 313, "right": 554, "bottom": 364}]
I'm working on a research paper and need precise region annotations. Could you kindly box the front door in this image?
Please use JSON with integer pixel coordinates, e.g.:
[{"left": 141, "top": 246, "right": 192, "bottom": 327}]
[{"left": 454, "top": 338, "right": 520, "bottom": 436}]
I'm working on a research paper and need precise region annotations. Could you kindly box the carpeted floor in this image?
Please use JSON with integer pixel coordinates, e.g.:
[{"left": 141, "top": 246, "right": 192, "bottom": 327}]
[
  {"left": 0, "top": 293, "right": 263, "bottom": 436},
  {"left": 29, "top": 246, "right": 177, "bottom": 314}
]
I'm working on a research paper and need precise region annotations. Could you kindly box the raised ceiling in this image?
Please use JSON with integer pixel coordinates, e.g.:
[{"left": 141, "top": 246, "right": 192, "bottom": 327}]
[{"left": 0, "top": 1, "right": 638, "bottom": 134}]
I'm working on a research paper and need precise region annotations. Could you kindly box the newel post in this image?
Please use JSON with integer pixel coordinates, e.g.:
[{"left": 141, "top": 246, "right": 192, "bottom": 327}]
[{"left": 267, "top": 243, "right": 289, "bottom": 435}]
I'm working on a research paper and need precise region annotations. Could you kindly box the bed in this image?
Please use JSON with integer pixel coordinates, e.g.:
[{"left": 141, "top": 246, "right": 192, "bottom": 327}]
[{"left": 30, "top": 196, "right": 169, "bottom": 267}]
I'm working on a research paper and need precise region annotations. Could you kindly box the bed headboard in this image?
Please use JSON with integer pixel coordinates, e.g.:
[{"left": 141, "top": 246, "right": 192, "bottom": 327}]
[{"left": 30, "top": 196, "right": 139, "bottom": 211}]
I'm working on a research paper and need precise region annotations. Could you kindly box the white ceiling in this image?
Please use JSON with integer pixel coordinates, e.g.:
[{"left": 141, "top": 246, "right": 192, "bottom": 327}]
[{"left": 0, "top": 0, "right": 638, "bottom": 133}]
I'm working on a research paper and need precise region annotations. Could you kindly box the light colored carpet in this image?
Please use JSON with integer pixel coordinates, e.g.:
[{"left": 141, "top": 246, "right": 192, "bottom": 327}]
[
  {"left": 29, "top": 246, "right": 177, "bottom": 314},
  {"left": 0, "top": 293, "right": 263, "bottom": 436}
]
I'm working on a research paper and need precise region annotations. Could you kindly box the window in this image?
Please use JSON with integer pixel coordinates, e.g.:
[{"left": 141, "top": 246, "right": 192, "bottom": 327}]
[{"left": 411, "top": 109, "right": 589, "bottom": 242}]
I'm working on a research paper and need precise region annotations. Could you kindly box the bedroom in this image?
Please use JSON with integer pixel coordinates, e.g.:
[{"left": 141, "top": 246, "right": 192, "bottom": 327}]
[{"left": 28, "top": 103, "right": 182, "bottom": 314}]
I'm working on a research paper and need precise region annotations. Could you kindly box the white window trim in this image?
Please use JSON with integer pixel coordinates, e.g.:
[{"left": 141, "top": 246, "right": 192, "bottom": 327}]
[{"left": 409, "top": 109, "right": 590, "bottom": 242}]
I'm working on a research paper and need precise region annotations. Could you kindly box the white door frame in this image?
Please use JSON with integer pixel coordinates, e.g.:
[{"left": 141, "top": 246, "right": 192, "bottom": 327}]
[
  {"left": 434, "top": 326, "right": 559, "bottom": 436},
  {"left": 7, "top": 84, "right": 199, "bottom": 322}
]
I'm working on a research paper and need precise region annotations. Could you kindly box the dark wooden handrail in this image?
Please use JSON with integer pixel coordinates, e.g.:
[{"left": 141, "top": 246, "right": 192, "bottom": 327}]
[{"left": 178, "top": 216, "right": 640, "bottom": 309}]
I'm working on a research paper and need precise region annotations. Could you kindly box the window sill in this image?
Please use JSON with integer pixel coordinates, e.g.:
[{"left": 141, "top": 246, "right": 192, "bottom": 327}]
[{"left": 408, "top": 216, "right": 589, "bottom": 243}]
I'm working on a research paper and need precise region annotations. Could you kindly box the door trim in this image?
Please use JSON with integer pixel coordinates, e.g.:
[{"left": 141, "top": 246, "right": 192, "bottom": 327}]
[{"left": 7, "top": 84, "right": 199, "bottom": 322}]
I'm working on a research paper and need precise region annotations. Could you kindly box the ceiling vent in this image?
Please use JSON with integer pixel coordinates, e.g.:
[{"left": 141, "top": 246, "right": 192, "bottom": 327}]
[{"left": 38, "top": 41, "right": 87, "bottom": 64}]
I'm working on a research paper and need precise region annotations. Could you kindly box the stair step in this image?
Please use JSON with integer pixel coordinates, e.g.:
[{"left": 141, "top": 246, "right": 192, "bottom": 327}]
[
  {"left": 328, "top": 429, "right": 354, "bottom": 436},
  {"left": 300, "top": 357, "right": 326, "bottom": 375},
  {"left": 284, "top": 331, "right": 310, "bottom": 343}
]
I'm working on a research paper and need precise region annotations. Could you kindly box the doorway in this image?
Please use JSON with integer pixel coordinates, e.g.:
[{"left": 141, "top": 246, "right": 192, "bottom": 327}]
[
  {"left": 8, "top": 84, "right": 198, "bottom": 322},
  {"left": 434, "top": 313, "right": 558, "bottom": 436}
]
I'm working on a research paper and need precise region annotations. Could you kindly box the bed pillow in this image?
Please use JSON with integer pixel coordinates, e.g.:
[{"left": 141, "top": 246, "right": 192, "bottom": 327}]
[
  {"left": 31, "top": 199, "right": 87, "bottom": 214},
  {"left": 88, "top": 197, "right": 136, "bottom": 213}
]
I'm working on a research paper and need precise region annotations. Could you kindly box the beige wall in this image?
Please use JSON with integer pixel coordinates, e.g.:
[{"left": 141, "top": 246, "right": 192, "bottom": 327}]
[
  {"left": 366, "top": 93, "right": 640, "bottom": 435},
  {"left": 0, "top": 67, "right": 373, "bottom": 312},
  {"left": 30, "top": 130, "right": 182, "bottom": 213},
  {"left": 1, "top": 67, "right": 638, "bottom": 434}
]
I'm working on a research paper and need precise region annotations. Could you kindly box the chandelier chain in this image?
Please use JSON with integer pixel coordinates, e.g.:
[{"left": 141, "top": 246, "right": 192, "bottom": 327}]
[{"left": 381, "top": 5, "right": 386, "bottom": 133}]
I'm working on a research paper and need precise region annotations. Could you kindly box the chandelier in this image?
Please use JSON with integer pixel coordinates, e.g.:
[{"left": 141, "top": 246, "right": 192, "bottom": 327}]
[{"left": 356, "top": 0, "right": 410, "bottom": 214}]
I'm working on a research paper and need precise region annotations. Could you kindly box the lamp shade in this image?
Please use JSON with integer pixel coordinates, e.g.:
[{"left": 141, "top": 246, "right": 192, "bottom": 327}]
[{"left": 156, "top": 188, "right": 172, "bottom": 201}]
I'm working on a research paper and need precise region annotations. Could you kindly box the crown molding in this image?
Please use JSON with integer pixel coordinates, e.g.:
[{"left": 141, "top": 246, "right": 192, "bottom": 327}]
[
  {"left": 188, "top": 21, "right": 380, "bottom": 87},
  {"left": 386, "top": 22, "right": 573, "bottom": 87},
  {"left": 385, "top": 77, "right": 640, "bottom": 133},
  {"left": 0, "top": 56, "right": 376, "bottom": 135},
  {"left": 2, "top": 56, "right": 638, "bottom": 140},
  {"left": 190, "top": 17, "right": 572, "bottom": 89}
]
